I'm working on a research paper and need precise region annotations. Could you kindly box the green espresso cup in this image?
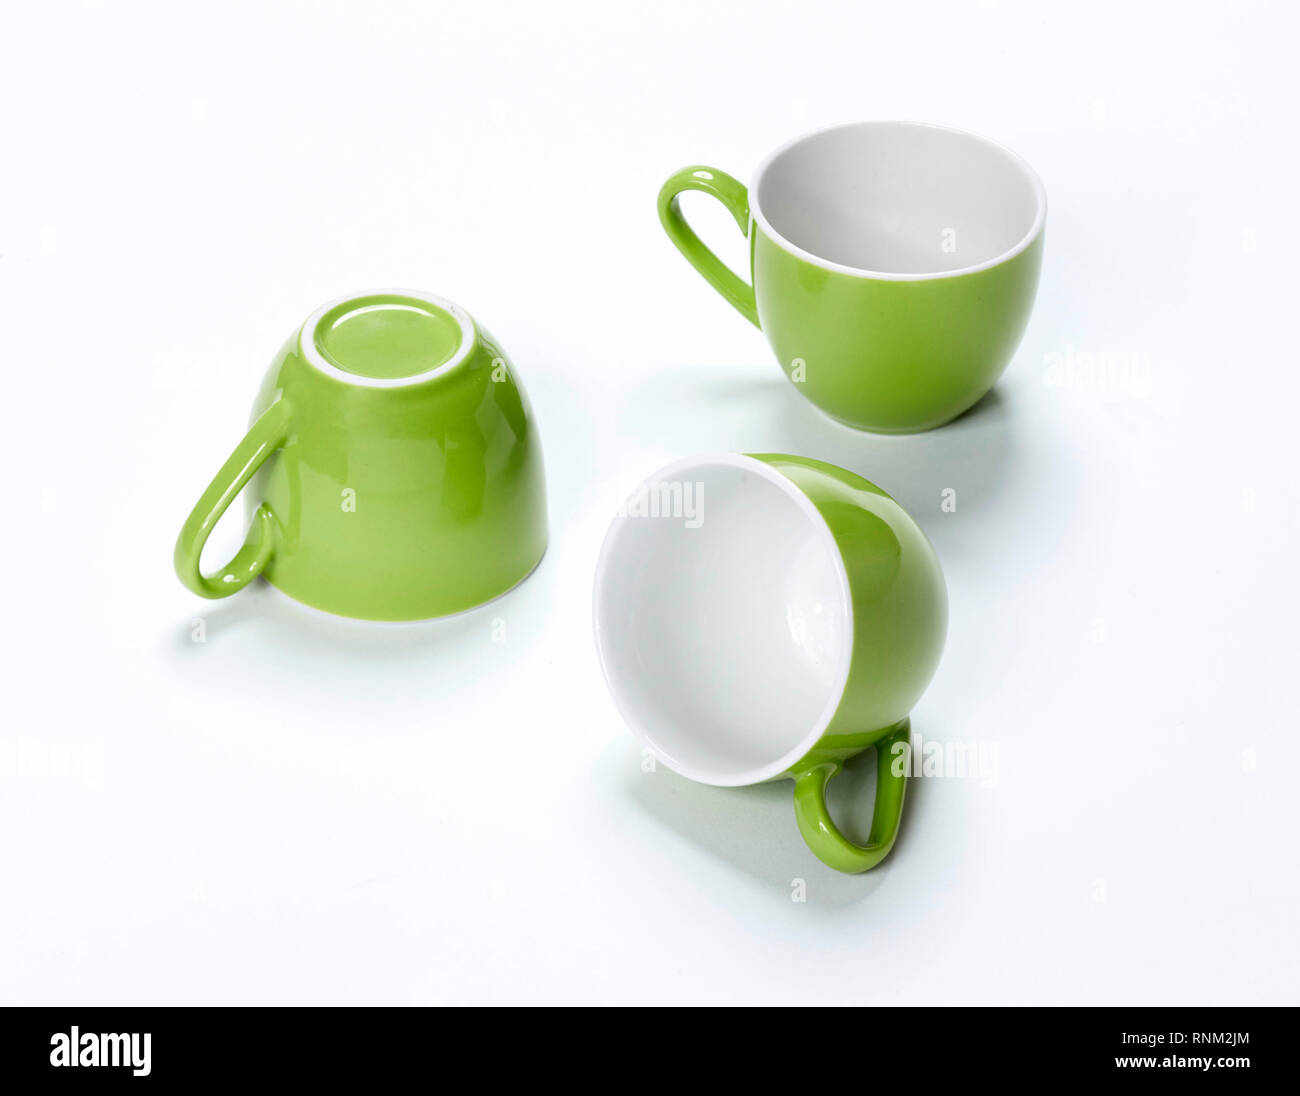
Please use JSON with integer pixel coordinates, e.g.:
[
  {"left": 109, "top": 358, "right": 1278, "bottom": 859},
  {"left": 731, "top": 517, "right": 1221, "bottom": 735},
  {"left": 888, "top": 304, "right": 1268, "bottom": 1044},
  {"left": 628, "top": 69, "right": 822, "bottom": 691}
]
[
  {"left": 593, "top": 453, "right": 947, "bottom": 872},
  {"left": 175, "top": 290, "right": 547, "bottom": 620},
  {"left": 658, "top": 121, "right": 1047, "bottom": 433}
]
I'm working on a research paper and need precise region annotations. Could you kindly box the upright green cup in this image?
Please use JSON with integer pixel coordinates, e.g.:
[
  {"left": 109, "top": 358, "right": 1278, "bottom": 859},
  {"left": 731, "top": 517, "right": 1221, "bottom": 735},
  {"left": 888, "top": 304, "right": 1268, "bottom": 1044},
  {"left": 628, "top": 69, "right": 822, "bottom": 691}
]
[
  {"left": 175, "top": 290, "right": 547, "bottom": 620},
  {"left": 658, "top": 121, "right": 1047, "bottom": 433},
  {"left": 593, "top": 453, "right": 947, "bottom": 872}
]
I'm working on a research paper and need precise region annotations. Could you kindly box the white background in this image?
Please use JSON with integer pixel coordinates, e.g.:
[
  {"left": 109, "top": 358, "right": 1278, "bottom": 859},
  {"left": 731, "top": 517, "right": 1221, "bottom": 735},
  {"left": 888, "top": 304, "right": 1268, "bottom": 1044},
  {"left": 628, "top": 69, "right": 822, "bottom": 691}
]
[{"left": 2, "top": 0, "right": 1296, "bottom": 1005}]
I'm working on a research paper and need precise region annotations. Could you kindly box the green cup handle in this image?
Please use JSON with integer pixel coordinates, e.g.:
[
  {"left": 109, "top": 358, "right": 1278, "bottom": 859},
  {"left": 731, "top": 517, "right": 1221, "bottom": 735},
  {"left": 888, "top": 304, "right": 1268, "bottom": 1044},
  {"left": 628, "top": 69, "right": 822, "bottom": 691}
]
[
  {"left": 657, "top": 165, "right": 759, "bottom": 328},
  {"left": 792, "top": 719, "right": 911, "bottom": 873},
  {"left": 174, "top": 398, "right": 292, "bottom": 599}
]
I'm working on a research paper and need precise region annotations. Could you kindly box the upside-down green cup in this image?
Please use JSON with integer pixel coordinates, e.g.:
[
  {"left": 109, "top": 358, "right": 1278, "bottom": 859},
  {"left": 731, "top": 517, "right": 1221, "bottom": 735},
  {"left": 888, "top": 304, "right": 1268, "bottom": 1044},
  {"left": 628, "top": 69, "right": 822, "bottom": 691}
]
[
  {"left": 658, "top": 121, "right": 1047, "bottom": 433},
  {"left": 174, "top": 290, "right": 547, "bottom": 620},
  {"left": 593, "top": 453, "right": 947, "bottom": 872}
]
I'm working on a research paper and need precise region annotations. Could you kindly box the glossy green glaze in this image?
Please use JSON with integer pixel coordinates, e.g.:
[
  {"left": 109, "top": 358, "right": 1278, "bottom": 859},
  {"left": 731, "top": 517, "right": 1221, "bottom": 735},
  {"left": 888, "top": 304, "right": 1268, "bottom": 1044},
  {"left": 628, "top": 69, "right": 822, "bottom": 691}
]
[
  {"left": 656, "top": 166, "right": 757, "bottom": 326},
  {"left": 793, "top": 722, "right": 911, "bottom": 874},
  {"left": 314, "top": 292, "right": 466, "bottom": 380},
  {"left": 658, "top": 164, "right": 1044, "bottom": 434},
  {"left": 175, "top": 291, "right": 547, "bottom": 621},
  {"left": 754, "top": 231, "right": 1043, "bottom": 433},
  {"left": 751, "top": 454, "right": 946, "bottom": 871}
]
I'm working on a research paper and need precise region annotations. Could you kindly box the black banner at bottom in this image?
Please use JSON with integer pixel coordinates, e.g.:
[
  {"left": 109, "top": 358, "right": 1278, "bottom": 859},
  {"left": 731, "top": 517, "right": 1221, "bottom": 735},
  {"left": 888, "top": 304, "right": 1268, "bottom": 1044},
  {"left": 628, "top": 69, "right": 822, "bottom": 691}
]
[{"left": 0, "top": 1006, "right": 1280, "bottom": 1084}]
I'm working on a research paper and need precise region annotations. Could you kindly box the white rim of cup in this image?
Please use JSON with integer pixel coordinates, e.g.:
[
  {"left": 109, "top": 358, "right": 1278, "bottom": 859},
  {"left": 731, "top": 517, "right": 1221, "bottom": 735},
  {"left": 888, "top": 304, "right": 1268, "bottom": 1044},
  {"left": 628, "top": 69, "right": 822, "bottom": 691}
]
[
  {"left": 592, "top": 453, "right": 855, "bottom": 787},
  {"left": 298, "top": 288, "right": 478, "bottom": 388},
  {"left": 748, "top": 120, "right": 1049, "bottom": 282}
]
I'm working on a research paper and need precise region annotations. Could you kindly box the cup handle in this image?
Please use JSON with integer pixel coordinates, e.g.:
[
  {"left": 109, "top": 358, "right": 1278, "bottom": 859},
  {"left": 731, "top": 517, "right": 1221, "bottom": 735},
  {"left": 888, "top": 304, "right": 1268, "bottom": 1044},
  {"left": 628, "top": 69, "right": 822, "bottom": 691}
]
[
  {"left": 173, "top": 398, "right": 292, "bottom": 599},
  {"left": 791, "top": 719, "right": 911, "bottom": 873},
  {"left": 657, "top": 165, "right": 759, "bottom": 328}
]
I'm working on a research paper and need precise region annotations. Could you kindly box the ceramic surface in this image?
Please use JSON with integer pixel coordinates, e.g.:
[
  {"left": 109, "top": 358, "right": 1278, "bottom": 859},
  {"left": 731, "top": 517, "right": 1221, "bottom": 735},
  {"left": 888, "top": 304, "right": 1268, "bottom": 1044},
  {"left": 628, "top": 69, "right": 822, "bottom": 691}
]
[
  {"left": 658, "top": 121, "right": 1046, "bottom": 433},
  {"left": 593, "top": 453, "right": 947, "bottom": 871},
  {"left": 174, "top": 290, "right": 548, "bottom": 620}
]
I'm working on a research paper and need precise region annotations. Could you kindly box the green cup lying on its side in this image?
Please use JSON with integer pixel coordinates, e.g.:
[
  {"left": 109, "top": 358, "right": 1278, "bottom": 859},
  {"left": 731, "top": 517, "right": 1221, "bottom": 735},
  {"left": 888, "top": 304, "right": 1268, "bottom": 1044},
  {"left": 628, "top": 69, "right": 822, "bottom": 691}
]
[
  {"left": 593, "top": 453, "right": 947, "bottom": 872},
  {"left": 174, "top": 290, "right": 547, "bottom": 621},
  {"left": 658, "top": 121, "right": 1047, "bottom": 433}
]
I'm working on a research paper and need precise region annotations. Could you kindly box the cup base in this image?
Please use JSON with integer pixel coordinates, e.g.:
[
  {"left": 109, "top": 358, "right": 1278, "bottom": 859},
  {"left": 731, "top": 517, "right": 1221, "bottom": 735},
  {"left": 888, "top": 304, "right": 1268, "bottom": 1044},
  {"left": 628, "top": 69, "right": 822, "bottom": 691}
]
[
  {"left": 259, "top": 545, "right": 546, "bottom": 624},
  {"left": 807, "top": 390, "right": 994, "bottom": 435},
  {"left": 812, "top": 404, "right": 956, "bottom": 436}
]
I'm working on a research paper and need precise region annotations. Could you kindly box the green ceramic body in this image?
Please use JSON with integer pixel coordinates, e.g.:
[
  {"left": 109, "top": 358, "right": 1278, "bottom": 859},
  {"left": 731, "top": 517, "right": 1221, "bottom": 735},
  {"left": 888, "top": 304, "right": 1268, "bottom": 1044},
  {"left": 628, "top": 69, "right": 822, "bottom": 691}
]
[
  {"left": 174, "top": 293, "right": 547, "bottom": 621},
  {"left": 658, "top": 162, "right": 1045, "bottom": 434},
  {"left": 752, "top": 232, "right": 1043, "bottom": 432},
  {"left": 751, "top": 454, "right": 947, "bottom": 871}
]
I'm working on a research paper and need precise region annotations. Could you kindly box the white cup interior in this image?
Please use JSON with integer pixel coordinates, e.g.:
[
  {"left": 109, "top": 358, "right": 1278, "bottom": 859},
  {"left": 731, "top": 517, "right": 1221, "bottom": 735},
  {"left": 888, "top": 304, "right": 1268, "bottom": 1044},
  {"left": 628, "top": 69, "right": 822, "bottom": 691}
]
[
  {"left": 593, "top": 455, "right": 852, "bottom": 786},
  {"left": 752, "top": 121, "right": 1046, "bottom": 278}
]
